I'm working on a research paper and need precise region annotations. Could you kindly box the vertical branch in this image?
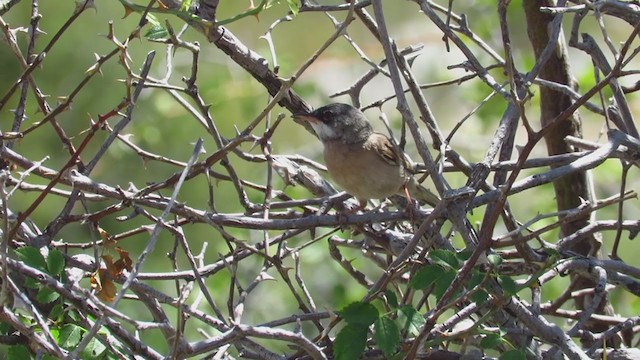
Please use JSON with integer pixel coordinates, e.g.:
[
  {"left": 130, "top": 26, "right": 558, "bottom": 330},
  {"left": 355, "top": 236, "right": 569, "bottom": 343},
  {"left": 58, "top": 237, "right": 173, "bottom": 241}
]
[{"left": 524, "top": 1, "right": 620, "bottom": 346}]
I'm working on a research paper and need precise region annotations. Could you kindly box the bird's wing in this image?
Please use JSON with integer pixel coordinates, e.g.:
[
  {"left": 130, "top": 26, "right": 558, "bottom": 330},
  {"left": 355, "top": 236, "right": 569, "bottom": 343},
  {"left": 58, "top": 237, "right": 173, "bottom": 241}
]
[{"left": 366, "top": 133, "right": 404, "bottom": 167}]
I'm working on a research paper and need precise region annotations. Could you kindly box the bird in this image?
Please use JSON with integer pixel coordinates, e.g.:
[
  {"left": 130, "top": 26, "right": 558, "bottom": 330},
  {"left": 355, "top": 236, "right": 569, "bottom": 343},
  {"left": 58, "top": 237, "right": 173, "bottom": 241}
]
[{"left": 293, "top": 103, "right": 439, "bottom": 207}]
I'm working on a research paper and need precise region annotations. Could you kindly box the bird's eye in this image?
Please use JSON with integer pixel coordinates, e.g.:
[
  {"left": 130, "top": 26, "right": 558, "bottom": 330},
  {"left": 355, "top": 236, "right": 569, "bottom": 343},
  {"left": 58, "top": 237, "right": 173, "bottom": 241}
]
[{"left": 319, "top": 110, "right": 330, "bottom": 118}]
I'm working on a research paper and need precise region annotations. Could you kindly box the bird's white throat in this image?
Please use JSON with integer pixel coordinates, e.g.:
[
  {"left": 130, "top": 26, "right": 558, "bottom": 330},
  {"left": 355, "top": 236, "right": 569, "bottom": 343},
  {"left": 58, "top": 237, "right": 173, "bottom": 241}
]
[{"left": 310, "top": 122, "right": 338, "bottom": 141}]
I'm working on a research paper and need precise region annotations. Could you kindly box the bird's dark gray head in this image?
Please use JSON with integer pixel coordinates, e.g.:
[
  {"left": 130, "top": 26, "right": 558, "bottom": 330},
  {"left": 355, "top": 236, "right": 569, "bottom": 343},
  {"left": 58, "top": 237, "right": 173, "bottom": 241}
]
[{"left": 296, "top": 103, "right": 373, "bottom": 144}]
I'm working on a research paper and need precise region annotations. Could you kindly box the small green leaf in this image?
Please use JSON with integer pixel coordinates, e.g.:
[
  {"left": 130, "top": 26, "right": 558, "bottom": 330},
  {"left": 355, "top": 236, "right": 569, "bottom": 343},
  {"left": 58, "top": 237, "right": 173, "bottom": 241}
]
[
  {"left": 0, "top": 321, "right": 12, "bottom": 334},
  {"left": 144, "top": 14, "right": 168, "bottom": 40},
  {"left": 24, "top": 277, "right": 40, "bottom": 290},
  {"left": 499, "top": 349, "right": 526, "bottom": 360},
  {"left": 145, "top": 24, "right": 168, "bottom": 40},
  {"left": 59, "top": 324, "right": 83, "bottom": 349},
  {"left": 82, "top": 336, "right": 107, "bottom": 358},
  {"left": 487, "top": 254, "right": 502, "bottom": 266},
  {"left": 468, "top": 272, "right": 489, "bottom": 303},
  {"left": 433, "top": 270, "right": 457, "bottom": 301},
  {"left": 146, "top": 13, "right": 161, "bottom": 27},
  {"left": 456, "top": 250, "right": 473, "bottom": 261},
  {"left": 470, "top": 288, "right": 489, "bottom": 304},
  {"left": 50, "top": 327, "right": 60, "bottom": 342},
  {"left": 543, "top": 247, "right": 560, "bottom": 257},
  {"left": 179, "top": 0, "right": 193, "bottom": 12},
  {"left": 50, "top": 303, "right": 64, "bottom": 322},
  {"left": 47, "top": 249, "right": 65, "bottom": 277},
  {"left": 286, "top": 0, "right": 299, "bottom": 16},
  {"left": 498, "top": 275, "right": 518, "bottom": 296},
  {"left": 265, "top": 0, "right": 279, "bottom": 9},
  {"left": 409, "top": 264, "right": 445, "bottom": 289},
  {"left": 467, "top": 271, "right": 484, "bottom": 288},
  {"left": 480, "top": 333, "right": 502, "bottom": 349},
  {"left": 398, "top": 305, "right": 424, "bottom": 336},
  {"left": 374, "top": 316, "right": 400, "bottom": 357},
  {"left": 36, "top": 287, "right": 60, "bottom": 303},
  {"left": 338, "top": 301, "right": 378, "bottom": 326},
  {"left": 430, "top": 249, "right": 459, "bottom": 269},
  {"left": 333, "top": 324, "right": 367, "bottom": 360},
  {"left": 7, "top": 344, "right": 31, "bottom": 359},
  {"left": 384, "top": 290, "right": 398, "bottom": 309},
  {"left": 67, "top": 309, "right": 81, "bottom": 322},
  {"left": 15, "top": 246, "right": 47, "bottom": 271}
]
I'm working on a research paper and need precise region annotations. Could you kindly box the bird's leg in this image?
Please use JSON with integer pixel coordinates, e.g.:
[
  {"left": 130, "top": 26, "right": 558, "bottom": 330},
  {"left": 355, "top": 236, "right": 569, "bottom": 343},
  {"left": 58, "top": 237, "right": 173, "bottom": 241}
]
[
  {"left": 357, "top": 199, "right": 368, "bottom": 212},
  {"left": 403, "top": 183, "right": 413, "bottom": 203},
  {"left": 402, "top": 183, "right": 417, "bottom": 224}
]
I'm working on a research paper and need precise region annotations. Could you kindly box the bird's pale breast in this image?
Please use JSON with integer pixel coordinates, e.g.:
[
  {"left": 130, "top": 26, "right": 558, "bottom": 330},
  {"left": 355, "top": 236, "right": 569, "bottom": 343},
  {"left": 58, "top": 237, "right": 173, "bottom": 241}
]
[{"left": 323, "top": 140, "right": 405, "bottom": 200}]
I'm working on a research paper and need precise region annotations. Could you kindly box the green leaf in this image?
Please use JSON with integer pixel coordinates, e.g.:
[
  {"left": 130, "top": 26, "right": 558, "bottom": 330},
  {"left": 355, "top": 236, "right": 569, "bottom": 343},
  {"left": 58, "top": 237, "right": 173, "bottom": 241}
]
[
  {"left": 59, "top": 324, "right": 83, "bottom": 349},
  {"left": 67, "top": 309, "right": 80, "bottom": 322},
  {"left": 82, "top": 337, "right": 107, "bottom": 359},
  {"left": 145, "top": 23, "right": 168, "bottom": 40},
  {"left": 0, "top": 321, "right": 12, "bottom": 334},
  {"left": 50, "top": 327, "right": 60, "bottom": 342},
  {"left": 145, "top": 12, "right": 161, "bottom": 27},
  {"left": 144, "top": 14, "right": 168, "bottom": 40},
  {"left": 430, "top": 249, "right": 459, "bottom": 269},
  {"left": 456, "top": 250, "right": 473, "bottom": 261},
  {"left": 338, "top": 301, "right": 378, "bottom": 326},
  {"left": 36, "top": 287, "right": 60, "bottom": 303},
  {"left": 470, "top": 288, "right": 489, "bottom": 304},
  {"left": 467, "top": 271, "right": 484, "bottom": 288},
  {"left": 179, "top": 0, "right": 193, "bottom": 12},
  {"left": 433, "top": 270, "right": 457, "bottom": 301},
  {"left": 498, "top": 275, "right": 518, "bottom": 296},
  {"left": 24, "top": 277, "right": 39, "bottom": 290},
  {"left": 286, "top": 0, "right": 299, "bottom": 16},
  {"left": 384, "top": 290, "right": 398, "bottom": 309},
  {"left": 499, "top": 349, "right": 526, "bottom": 360},
  {"left": 47, "top": 249, "right": 65, "bottom": 277},
  {"left": 398, "top": 305, "right": 424, "bottom": 336},
  {"left": 265, "top": 0, "right": 279, "bottom": 9},
  {"left": 333, "top": 324, "right": 367, "bottom": 360},
  {"left": 468, "top": 272, "right": 489, "bottom": 303},
  {"left": 50, "top": 303, "right": 64, "bottom": 322},
  {"left": 374, "top": 316, "right": 400, "bottom": 357},
  {"left": 480, "top": 333, "right": 502, "bottom": 349},
  {"left": 409, "top": 264, "right": 445, "bottom": 289},
  {"left": 487, "top": 253, "right": 502, "bottom": 267},
  {"left": 7, "top": 344, "right": 31, "bottom": 360},
  {"left": 543, "top": 247, "right": 560, "bottom": 258},
  {"left": 15, "top": 246, "right": 47, "bottom": 271}
]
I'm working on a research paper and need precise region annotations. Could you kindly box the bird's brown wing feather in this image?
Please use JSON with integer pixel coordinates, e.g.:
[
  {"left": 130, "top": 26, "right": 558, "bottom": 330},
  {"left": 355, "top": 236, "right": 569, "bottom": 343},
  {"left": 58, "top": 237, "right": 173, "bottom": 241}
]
[{"left": 365, "top": 133, "right": 404, "bottom": 168}]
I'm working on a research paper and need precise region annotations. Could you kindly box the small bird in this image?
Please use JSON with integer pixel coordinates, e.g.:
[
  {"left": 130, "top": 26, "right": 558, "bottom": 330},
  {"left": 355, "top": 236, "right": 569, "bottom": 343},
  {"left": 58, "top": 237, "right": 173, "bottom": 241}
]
[{"left": 294, "top": 103, "right": 439, "bottom": 207}]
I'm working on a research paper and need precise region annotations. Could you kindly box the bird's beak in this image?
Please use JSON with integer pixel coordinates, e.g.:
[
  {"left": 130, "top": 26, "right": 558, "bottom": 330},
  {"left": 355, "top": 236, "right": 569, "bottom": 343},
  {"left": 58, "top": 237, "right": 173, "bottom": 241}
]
[
  {"left": 293, "top": 112, "right": 329, "bottom": 139},
  {"left": 292, "top": 112, "right": 320, "bottom": 124}
]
